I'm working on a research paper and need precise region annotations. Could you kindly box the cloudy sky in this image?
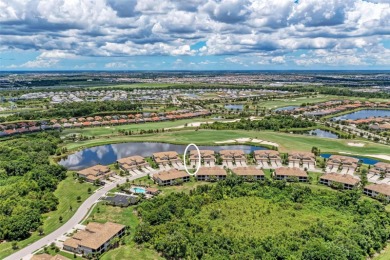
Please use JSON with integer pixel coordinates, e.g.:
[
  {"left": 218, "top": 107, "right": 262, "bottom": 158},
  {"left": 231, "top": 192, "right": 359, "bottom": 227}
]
[{"left": 1, "top": 0, "right": 390, "bottom": 70}]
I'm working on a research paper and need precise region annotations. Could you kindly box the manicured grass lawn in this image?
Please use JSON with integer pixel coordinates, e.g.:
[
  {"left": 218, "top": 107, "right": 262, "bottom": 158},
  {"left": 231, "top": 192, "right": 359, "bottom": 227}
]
[
  {"left": 63, "top": 129, "right": 390, "bottom": 159},
  {"left": 83, "top": 203, "right": 162, "bottom": 260},
  {"left": 375, "top": 246, "right": 390, "bottom": 260},
  {"left": 0, "top": 172, "right": 96, "bottom": 259},
  {"left": 61, "top": 118, "right": 210, "bottom": 137}
]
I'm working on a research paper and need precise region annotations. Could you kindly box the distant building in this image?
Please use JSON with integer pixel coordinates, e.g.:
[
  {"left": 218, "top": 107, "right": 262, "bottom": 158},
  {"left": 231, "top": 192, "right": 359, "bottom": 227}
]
[
  {"left": 196, "top": 167, "right": 227, "bottom": 181},
  {"left": 232, "top": 166, "right": 265, "bottom": 181},
  {"left": 219, "top": 150, "right": 246, "bottom": 166},
  {"left": 274, "top": 167, "right": 308, "bottom": 182},
  {"left": 153, "top": 151, "right": 181, "bottom": 166},
  {"left": 288, "top": 152, "right": 316, "bottom": 170},
  {"left": 63, "top": 222, "right": 126, "bottom": 255},
  {"left": 104, "top": 194, "right": 139, "bottom": 207},
  {"left": 254, "top": 150, "right": 282, "bottom": 168},
  {"left": 319, "top": 173, "right": 360, "bottom": 190},
  {"left": 326, "top": 155, "right": 359, "bottom": 174},
  {"left": 153, "top": 169, "right": 190, "bottom": 186}
]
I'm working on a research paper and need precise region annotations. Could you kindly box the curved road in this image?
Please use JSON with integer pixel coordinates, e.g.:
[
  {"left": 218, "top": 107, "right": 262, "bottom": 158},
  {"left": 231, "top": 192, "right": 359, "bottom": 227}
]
[{"left": 5, "top": 173, "right": 148, "bottom": 260}]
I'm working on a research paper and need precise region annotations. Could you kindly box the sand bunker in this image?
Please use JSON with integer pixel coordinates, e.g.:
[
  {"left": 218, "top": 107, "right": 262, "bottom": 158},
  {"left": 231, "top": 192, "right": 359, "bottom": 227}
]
[
  {"left": 215, "top": 138, "right": 279, "bottom": 147},
  {"left": 347, "top": 142, "right": 365, "bottom": 147},
  {"left": 365, "top": 154, "right": 390, "bottom": 161}
]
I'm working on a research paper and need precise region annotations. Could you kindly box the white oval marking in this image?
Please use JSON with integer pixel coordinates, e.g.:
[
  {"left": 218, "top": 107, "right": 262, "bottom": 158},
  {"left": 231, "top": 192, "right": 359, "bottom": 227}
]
[{"left": 183, "top": 143, "right": 201, "bottom": 176}]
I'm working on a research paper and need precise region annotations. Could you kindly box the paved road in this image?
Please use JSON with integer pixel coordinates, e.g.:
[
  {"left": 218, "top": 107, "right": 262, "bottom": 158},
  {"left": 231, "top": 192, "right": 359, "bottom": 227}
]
[{"left": 5, "top": 173, "right": 148, "bottom": 260}]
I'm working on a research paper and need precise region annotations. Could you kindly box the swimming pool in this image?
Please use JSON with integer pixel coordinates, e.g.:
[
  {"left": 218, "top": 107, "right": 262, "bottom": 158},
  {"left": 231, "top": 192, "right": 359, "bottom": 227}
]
[{"left": 130, "top": 187, "right": 146, "bottom": 194}]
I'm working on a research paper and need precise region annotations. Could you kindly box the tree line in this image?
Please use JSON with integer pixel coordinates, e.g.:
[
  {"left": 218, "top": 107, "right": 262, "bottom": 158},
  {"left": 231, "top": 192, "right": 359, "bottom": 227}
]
[
  {"left": 134, "top": 175, "right": 390, "bottom": 259},
  {"left": 0, "top": 132, "right": 67, "bottom": 240}
]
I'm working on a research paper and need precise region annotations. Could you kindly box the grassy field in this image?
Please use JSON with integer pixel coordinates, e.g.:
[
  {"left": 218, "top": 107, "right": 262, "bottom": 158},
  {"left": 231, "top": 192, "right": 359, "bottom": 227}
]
[
  {"left": 195, "top": 196, "right": 353, "bottom": 240},
  {"left": 62, "top": 129, "right": 390, "bottom": 160},
  {"left": 375, "top": 246, "right": 390, "bottom": 260},
  {"left": 83, "top": 203, "right": 162, "bottom": 260},
  {"left": 0, "top": 172, "right": 96, "bottom": 259}
]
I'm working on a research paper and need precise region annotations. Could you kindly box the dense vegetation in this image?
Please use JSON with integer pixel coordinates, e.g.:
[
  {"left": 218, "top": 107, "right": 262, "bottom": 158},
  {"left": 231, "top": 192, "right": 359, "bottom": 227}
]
[
  {"left": 0, "top": 101, "right": 142, "bottom": 122},
  {"left": 135, "top": 177, "right": 390, "bottom": 259},
  {"left": 0, "top": 132, "right": 67, "bottom": 240},
  {"left": 201, "top": 115, "right": 316, "bottom": 131}
]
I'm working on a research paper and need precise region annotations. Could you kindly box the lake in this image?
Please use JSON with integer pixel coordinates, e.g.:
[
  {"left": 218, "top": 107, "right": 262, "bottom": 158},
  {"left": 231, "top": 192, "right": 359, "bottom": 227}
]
[
  {"left": 307, "top": 129, "right": 339, "bottom": 139},
  {"left": 225, "top": 104, "right": 244, "bottom": 110},
  {"left": 59, "top": 142, "right": 267, "bottom": 170},
  {"left": 275, "top": 106, "right": 298, "bottom": 111},
  {"left": 332, "top": 109, "right": 390, "bottom": 121},
  {"left": 321, "top": 153, "right": 379, "bottom": 165}
]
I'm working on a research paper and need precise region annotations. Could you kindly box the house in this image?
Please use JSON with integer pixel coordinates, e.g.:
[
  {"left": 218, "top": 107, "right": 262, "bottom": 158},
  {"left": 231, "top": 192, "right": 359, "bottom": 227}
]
[
  {"left": 63, "top": 222, "right": 126, "bottom": 255},
  {"left": 363, "top": 184, "right": 390, "bottom": 201},
  {"left": 153, "top": 169, "right": 190, "bottom": 186},
  {"left": 189, "top": 150, "right": 215, "bottom": 167},
  {"left": 369, "top": 162, "right": 390, "bottom": 177},
  {"left": 326, "top": 155, "right": 359, "bottom": 174},
  {"left": 233, "top": 166, "right": 265, "bottom": 181},
  {"left": 219, "top": 150, "right": 247, "bottom": 167},
  {"left": 254, "top": 150, "right": 282, "bottom": 168},
  {"left": 319, "top": 173, "right": 360, "bottom": 190},
  {"left": 288, "top": 152, "right": 316, "bottom": 170},
  {"left": 196, "top": 167, "right": 227, "bottom": 181},
  {"left": 30, "top": 253, "right": 69, "bottom": 260},
  {"left": 117, "top": 156, "right": 149, "bottom": 172},
  {"left": 274, "top": 167, "right": 308, "bottom": 182},
  {"left": 77, "top": 165, "right": 113, "bottom": 183}
]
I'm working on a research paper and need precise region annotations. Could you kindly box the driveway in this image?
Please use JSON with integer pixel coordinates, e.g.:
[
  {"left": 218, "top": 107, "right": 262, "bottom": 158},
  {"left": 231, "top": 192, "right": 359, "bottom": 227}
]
[{"left": 5, "top": 173, "right": 148, "bottom": 260}]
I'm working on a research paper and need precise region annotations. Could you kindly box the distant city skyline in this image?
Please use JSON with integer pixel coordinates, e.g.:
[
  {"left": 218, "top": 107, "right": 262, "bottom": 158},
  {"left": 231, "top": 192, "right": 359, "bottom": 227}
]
[{"left": 1, "top": 0, "right": 390, "bottom": 70}]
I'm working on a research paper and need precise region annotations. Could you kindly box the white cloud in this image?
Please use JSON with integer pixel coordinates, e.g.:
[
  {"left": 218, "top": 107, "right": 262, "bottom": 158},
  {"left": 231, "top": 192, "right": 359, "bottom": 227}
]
[{"left": 0, "top": 0, "right": 389, "bottom": 67}]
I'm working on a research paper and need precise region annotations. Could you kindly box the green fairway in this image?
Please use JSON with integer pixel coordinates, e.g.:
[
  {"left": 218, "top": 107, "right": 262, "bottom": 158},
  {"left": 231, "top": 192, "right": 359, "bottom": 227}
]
[
  {"left": 60, "top": 118, "right": 210, "bottom": 137},
  {"left": 62, "top": 129, "right": 390, "bottom": 161},
  {"left": 0, "top": 172, "right": 96, "bottom": 259}
]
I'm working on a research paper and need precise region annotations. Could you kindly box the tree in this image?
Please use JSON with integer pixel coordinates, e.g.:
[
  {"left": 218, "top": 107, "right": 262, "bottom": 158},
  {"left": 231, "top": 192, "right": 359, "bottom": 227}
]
[
  {"left": 77, "top": 196, "right": 81, "bottom": 202},
  {"left": 59, "top": 216, "right": 63, "bottom": 223},
  {"left": 37, "top": 227, "right": 44, "bottom": 236}
]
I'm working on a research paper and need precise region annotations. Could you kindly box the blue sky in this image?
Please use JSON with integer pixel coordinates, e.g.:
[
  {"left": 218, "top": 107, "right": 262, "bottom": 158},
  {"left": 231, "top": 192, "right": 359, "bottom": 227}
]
[{"left": 1, "top": 0, "right": 390, "bottom": 70}]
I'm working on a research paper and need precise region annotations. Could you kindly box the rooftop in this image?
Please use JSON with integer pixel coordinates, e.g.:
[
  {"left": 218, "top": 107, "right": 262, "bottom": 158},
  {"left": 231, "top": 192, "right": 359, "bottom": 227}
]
[
  {"left": 196, "top": 167, "right": 227, "bottom": 176},
  {"left": 64, "top": 222, "right": 125, "bottom": 250},
  {"left": 320, "top": 173, "right": 360, "bottom": 186},
  {"left": 275, "top": 167, "right": 308, "bottom": 177},
  {"left": 233, "top": 166, "right": 265, "bottom": 176},
  {"left": 153, "top": 169, "right": 189, "bottom": 181},
  {"left": 364, "top": 183, "right": 390, "bottom": 196}
]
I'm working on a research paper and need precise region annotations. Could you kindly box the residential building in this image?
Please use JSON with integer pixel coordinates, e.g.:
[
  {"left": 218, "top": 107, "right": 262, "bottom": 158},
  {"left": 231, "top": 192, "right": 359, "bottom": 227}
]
[
  {"left": 153, "top": 169, "right": 190, "bottom": 186},
  {"left": 233, "top": 166, "right": 265, "bottom": 181},
  {"left": 153, "top": 151, "right": 181, "bottom": 166},
  {"left": 319, "top": 173, "right": 360, "bottom": 190},
  {"left": 77, "top": 165, "right": 113, "bottom": 183},
  {"left": 254, "top": 150, "right": 281, "bottom": 168},
  {"left": 117, "top": 155, "right": 148, "bottom": 172},
  {"left": 196, "top": 167, "right": 227, "bottom": 181},
  {"left": 369, "top": 162, "right": 390, "bottom": 177},
  {"left": 63, "top": 222, "right": 126, "bottom": 255},
  {"left": 363, "top": 184, "right": 390, "bottom": 201},
  {"left": 219, "top": 150, "right": 246, "bottom": 167},
  {"left": 189, "top": 150, "right": 215, "bottom": 167},
  {"left": 274, "top": 167, "right": 308, "bottom": 182},
  {"left": 288, "top": 152, "right": 316, "bottom": 169},
  {"left": 326, "top": 155, "right": 359, "bottom": 174}
]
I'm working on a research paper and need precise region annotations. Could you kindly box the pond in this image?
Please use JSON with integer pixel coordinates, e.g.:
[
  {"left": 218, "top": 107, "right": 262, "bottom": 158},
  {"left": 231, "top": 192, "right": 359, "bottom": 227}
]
[
  {"left": 321, "top": 153, "right": 379, "bottom": 165},
  {"left": 332, "top": 109, "right": 390, "bottom": 121},
  {"left": 59, "top": 142, "right": 267, "bottom": 170},
  {"left": 225, "top": 104, "right": 244, "bottom": 110},
  {"left": 306, "top": 129, "right": 339, "bottom": 139},
  {"left": 274, "top": 106, "right": 298, "bottom": 111}
]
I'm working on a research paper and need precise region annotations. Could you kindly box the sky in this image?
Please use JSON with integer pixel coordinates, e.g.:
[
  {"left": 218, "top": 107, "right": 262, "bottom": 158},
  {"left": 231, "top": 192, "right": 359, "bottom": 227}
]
[{"left": 0, "top": 0, "right": 390, "bottom": 70}]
